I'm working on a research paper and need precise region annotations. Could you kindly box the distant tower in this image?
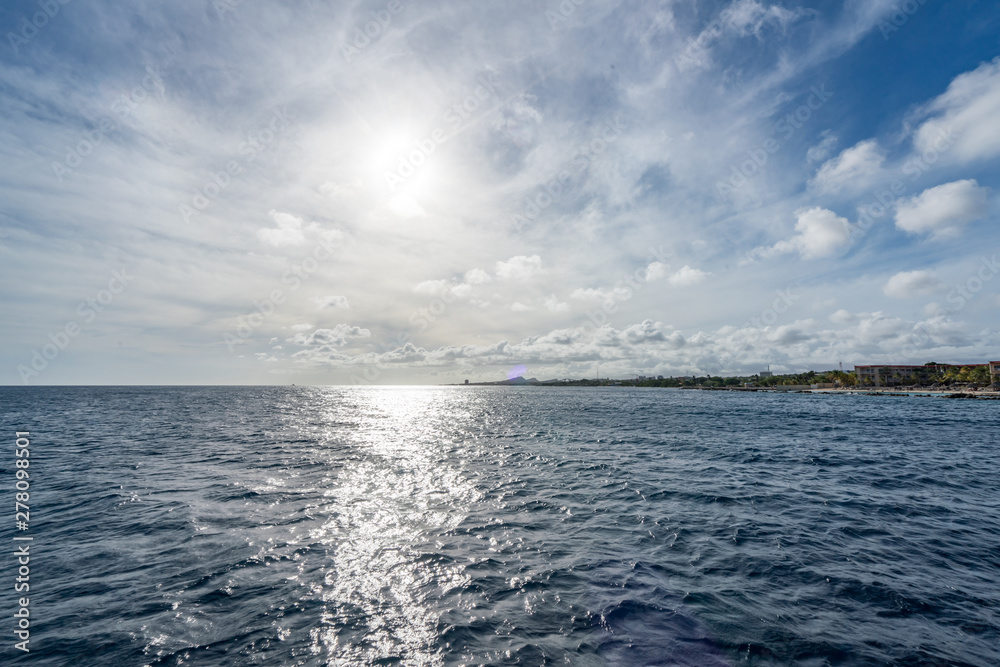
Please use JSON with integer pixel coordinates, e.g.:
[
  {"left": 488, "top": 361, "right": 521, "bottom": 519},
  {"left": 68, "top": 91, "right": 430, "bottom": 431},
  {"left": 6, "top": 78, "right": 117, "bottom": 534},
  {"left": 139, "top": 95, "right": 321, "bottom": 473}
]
[{"left": 464, "top": 379, "right": 469, "bottom": 385}]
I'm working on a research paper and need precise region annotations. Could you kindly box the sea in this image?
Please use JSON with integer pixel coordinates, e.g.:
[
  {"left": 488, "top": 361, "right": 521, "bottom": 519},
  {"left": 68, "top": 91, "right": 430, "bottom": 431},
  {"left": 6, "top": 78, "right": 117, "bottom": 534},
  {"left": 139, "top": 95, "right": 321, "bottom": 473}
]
[{"left": 2, "top": 386, "right": 998, "bottom": 666}]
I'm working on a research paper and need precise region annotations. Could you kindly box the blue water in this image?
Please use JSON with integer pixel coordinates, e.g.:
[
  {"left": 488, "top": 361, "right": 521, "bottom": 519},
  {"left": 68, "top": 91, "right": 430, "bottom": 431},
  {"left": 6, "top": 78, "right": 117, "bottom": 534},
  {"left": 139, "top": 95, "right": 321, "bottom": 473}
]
[{"left": 2, "top": 386, "right": 999, "bottom": 666}]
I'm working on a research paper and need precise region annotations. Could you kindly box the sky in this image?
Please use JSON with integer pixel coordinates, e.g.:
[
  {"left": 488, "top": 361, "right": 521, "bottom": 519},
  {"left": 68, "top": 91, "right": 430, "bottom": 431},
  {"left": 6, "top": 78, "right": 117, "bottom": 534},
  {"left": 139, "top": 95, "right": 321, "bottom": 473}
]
[{"left": 1, "top": 0, "right": 999, "bottom": 385}]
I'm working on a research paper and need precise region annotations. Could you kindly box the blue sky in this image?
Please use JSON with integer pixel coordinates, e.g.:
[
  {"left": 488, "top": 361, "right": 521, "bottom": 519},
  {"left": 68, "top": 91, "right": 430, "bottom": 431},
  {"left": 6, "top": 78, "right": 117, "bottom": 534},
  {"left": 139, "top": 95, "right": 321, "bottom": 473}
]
[{"left": 2, "top": 0, "right": 999, "bottom": 384}]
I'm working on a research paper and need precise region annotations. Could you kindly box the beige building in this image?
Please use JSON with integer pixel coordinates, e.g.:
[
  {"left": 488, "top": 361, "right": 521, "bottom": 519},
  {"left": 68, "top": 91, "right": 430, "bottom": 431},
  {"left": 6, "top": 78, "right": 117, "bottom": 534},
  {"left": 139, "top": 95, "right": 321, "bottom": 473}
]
[{"left": 855, "top": 363, "right": 991, "bottom": 387}]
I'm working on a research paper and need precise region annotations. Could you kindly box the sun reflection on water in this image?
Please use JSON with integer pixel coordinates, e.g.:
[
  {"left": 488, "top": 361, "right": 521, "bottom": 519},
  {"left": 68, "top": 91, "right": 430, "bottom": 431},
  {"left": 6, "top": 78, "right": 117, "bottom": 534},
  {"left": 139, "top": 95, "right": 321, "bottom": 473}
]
[{"left": 308, "top": 388, "right": 480, "bottom": 665}]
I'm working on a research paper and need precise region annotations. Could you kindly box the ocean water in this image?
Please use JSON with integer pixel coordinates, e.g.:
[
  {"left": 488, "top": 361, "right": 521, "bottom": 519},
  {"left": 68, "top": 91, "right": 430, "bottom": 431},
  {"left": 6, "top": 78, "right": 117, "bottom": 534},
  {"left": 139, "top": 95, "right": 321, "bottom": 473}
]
[{"left": 2, "top": 386, "right": 999, "bottom": 666}]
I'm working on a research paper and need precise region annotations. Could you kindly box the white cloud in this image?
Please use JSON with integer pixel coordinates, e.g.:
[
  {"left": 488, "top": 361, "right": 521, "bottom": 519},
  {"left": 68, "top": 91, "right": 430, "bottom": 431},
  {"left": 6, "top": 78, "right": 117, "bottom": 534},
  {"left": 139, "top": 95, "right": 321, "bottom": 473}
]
[
  {"left": 510, "top": 302, "right": 534, "bottom": 312},
  {"left": 677, "top": 0, "right": 810, "bottom": 70},
  {"left": 290, "top": 323, "right": 313, "bottom": 331},
  {"left": 883, "top": 270, "right": 942, "bottom": 299},
  {"left": 621, "top": 319, "right": 678, "bottom": 344},
  {"left": 464, "top": 268, "right": 493, "bottom": 285},
  {"left": 642, "top": 262, "right": 709, "bottom": 286},
  {"left": 760, "top": 207, "right": 853, "bottom": 259},
  {"left": 318, "top": 179, "right": 362, "bottom": 198},
  {"left": 257, "top": 210, "right": 342, "bottom": 248},
  {"left": 413, "top": 279, "right": 471, "bottom": 300},
  {"left": 258, "top": 210, "right": 307, "bottom": 247},
  {"left": 923, "top": 302, "right": 945, "bottom": 317},
  {"left": 894, "top": 179, "right": 990, "bottom": 237},
  {"left": 829, "top": 309, "right": 857, "bottom": 324},
  {"left": 811, "top": 139, "right": 885, "bottom": 193},
  {"left": 313, "top": 295, "right": 350, "bottom": 309},
  {"left": 411, "top": 265, "right": 497, "bottom": 303},
  {"left": 287, "top": 324, "right": 371, "bottom": 347},
  {"left": 571, "top": 286, "right": 631, "bottom": 302},
  {"left": 569, "top": 264, "right": 709, "bottom": 316},
  {"left": 280, "top": 311, "right": 996, "bottom": 379},
  {"left": 668, "top": 265, "right": 711, "bottom": 286},
  {"left": 806, "top": 130, "right": 837, "bottom": 164},
  {"left": 386, "top": 194, "right": 426, "bottom": 218},
  {"left": 413, "top": 279, "right": 450, "bottom": 296},
  {"left": 644, "top": 261, "right": 670, "bottom": 281},
  {"left": 543, "top": 295, "right": 569, "bottom": 312},
  {"left": 725, "top": 0, "right": 811, "bottom": 38},
  {"left": 913, "top": 57, "right": 1000, "bottom": 164},
  {"left": 495, "top": 255, "right": 543, "bottom": 281}
]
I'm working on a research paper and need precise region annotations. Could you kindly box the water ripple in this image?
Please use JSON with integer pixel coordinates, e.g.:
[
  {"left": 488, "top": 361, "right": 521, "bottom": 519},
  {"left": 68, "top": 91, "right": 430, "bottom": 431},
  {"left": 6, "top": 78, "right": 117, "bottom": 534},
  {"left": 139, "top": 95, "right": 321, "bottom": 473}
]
[{"left": 1, "top": 386, "right": 998, "bottom": 665}]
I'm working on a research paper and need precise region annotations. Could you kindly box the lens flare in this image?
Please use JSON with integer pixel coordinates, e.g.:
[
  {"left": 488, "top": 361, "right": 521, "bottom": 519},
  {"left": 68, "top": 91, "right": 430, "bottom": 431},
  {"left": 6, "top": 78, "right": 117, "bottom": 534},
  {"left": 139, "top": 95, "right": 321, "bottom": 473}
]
[{"left": 507, "top": 364, "right": 527, "bottom": 380}]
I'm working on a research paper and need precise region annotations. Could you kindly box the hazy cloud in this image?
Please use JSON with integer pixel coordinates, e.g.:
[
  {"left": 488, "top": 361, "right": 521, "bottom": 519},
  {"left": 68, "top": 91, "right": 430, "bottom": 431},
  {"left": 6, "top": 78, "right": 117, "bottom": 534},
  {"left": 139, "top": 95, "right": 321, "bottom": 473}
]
[
  {"left": 495, "top": 255, "right": 544, "bottom": 282},
  {"left": 811, "top": 140, "right": 885, "bottom": 193},
  {"left": 883, "top": 270, "right": 943, "bottom": 298},
  {"left": 757, "top": 208, "right": 853, "bottom": 260},
  {"left": 913, "top": 57, "right": 1000, "bottom": 164},
  {"left": 894, "top": 180, "right": 990, "bottom": 237}
]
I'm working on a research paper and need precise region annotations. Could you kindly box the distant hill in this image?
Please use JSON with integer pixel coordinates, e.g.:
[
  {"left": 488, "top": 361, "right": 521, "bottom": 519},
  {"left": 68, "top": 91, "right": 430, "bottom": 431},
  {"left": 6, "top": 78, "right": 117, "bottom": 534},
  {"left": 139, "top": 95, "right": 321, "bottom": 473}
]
[
  {"left": 462, "top": 376, "right": 541, "bottom": 385},
  {"left": 499, "top": 376, "right": 538, "bottom": 385}
]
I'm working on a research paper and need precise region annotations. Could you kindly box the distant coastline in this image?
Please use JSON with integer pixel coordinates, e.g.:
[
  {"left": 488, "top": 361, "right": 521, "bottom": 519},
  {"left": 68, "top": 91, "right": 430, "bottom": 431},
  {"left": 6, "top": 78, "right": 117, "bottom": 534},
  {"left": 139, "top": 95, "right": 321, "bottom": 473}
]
[{"left": 453, "top": 373, "right": 1000, "bottom": 399}]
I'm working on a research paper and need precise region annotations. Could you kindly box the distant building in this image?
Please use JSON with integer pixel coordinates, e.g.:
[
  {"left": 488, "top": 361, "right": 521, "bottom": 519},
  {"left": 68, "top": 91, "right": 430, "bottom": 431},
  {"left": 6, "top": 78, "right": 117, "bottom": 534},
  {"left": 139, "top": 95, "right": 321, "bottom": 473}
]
[
  {"left": 464, "top": 379, "right": 469, "bottom": 385},
  {"left": 759, "top": 370, "right": 772, "bottom": 378},
  {"left": 855, "top": 363, "right": 988, "bottom": 387},
  {"left": 991, "top": 361, "right": 1000, "bottom": 386}
]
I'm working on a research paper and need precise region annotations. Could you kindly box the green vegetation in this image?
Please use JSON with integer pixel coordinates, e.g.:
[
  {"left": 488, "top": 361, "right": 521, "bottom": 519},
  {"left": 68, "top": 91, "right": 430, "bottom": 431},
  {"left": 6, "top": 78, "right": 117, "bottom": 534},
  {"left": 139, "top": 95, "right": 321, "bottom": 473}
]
[
  {"left": 931, "top": 365, "right": 991, "bottom": 386},
  {"left": 511, "top": 363, "right": 995, "bottom": 389},
  {"left": 857, "top": 364, "right": 993, "bottom": 388},
  {"left": 630, "top": 369, "right": 857, "bottom": 388},
  {"left": 529, "top": 370, "right": 857, "bottom": 388}
]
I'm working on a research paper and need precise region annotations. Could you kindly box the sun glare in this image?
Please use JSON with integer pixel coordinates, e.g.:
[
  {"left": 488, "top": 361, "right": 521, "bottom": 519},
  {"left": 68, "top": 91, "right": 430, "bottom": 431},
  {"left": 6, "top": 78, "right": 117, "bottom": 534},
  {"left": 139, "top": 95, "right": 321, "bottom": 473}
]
[{"left": 367, "top": 124, "right": 450, "bottom": 205}]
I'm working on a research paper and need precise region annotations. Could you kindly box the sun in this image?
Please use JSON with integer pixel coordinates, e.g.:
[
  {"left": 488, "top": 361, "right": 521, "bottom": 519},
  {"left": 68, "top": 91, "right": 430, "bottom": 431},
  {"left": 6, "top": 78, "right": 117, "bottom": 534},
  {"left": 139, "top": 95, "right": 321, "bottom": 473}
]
[
  {"left": 368, "top": 127, "right": 416, "bottom": 174},
  {"left": 367, "top": 124, "right": 449, "bottom": 204}
]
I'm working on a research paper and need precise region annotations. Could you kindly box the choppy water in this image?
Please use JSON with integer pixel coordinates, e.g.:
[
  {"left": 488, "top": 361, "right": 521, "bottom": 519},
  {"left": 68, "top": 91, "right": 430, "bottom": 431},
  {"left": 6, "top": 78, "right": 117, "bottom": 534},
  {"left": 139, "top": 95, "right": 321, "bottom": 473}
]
[{"left": 2, "top": 386, "right": 999, "bottom": 666}]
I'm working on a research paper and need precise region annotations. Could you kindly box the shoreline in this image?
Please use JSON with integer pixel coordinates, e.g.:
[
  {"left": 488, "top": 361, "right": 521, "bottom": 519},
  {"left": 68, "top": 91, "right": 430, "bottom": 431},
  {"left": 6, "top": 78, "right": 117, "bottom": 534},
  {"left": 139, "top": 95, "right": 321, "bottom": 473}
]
[
  {"left": 453, "top": 383, "right": 1000, "bottom": 398},
  {"left": 685, "top": 387, "right": 1000, "bottom": 399}
]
